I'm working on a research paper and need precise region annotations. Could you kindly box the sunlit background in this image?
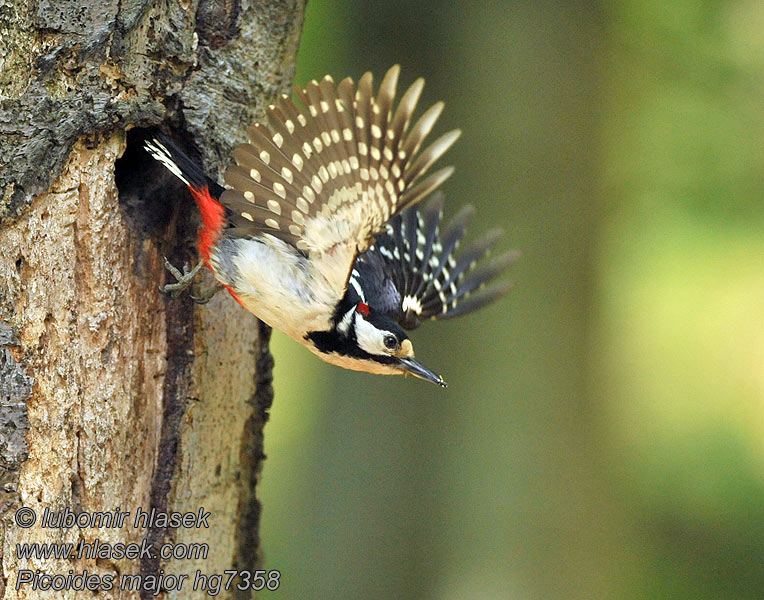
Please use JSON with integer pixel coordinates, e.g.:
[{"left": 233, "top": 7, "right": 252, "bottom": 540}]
[{"left": 258, "top": 2, "right": 764, "bottom": 598}]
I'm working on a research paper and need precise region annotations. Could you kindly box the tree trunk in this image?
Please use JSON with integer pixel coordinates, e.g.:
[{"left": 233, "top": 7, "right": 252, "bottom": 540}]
[{"left": 0, "top": 1, "right": 304, "bottom": 598}]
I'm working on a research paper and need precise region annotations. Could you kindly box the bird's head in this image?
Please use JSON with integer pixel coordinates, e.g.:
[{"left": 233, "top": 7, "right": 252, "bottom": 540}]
[{"left": 306, "top": 302, "right": 447, "bottom": 387}]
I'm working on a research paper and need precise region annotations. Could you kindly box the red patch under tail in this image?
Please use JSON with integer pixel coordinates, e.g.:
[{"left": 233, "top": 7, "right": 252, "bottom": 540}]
[
  {"left": 224, "top": 284, "right": 246, "bottom": 308},
  {"left": 187, "top": 185, "right": 225, "bottom": 266},
  {"left": 186, "top": 186, "right": 243, "bottom": 307}
]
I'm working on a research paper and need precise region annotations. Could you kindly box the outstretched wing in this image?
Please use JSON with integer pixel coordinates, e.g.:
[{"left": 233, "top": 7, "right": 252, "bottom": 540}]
[
  {"left": 354, "top": 193, "right": 519, "bottom": 330},
  {"left": 219, "top": 65, "right": 459, "bottom": 304}
]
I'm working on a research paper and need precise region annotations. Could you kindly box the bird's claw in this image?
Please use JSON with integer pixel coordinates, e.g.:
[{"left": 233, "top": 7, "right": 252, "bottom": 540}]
[
  {"left": 190, "top": 282, "right": 224, "bottom": 304},
  {"left": 159, "top": 257, "right": 204, "bottom": 297}
]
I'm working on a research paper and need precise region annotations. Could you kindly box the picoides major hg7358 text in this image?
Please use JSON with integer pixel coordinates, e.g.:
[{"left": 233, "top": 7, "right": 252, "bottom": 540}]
[{"left": 146, "top": 65, "right": 517, "bottom": 386}]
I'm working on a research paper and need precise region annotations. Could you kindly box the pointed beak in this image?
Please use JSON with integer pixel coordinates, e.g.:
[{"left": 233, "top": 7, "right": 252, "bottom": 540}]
[{"left": 397, "top": 357, "right": 448, "bottom": 388}]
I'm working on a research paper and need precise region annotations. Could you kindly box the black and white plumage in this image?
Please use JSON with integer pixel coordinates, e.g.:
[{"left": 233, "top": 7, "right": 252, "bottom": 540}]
[
  {"left": 355, "top": 192, "right": 517, "bottom": 330},
  {"left": 147, "top": 65, "right": 516, "bottom": 386}
]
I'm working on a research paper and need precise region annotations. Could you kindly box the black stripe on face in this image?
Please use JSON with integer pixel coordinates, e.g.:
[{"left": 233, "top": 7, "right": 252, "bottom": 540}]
[{"left": 304, "top": 329, "right": 397, "bottom": 365}]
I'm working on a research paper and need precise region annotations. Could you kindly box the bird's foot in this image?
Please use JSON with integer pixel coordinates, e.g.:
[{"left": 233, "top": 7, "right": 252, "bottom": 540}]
[
  {"left": 160, "top": 258, "right": 225, "bottom": 304},
  {"left": 160, "top": 257, "right": 204, "bottom": 297},
  {"left": 190, "top": 281, "right": 224, "bottom": 304}
]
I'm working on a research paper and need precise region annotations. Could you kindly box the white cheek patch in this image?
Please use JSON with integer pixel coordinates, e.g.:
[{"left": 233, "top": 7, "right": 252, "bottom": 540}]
[
  {"left": 337, "top": 306, "right": 355, "bottom": 336},
  {"left": 354, "top": 316, "right": 390, "bottom": 356}
]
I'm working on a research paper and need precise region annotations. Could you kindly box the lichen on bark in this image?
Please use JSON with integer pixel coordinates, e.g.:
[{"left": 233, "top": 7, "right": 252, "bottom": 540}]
[{"left": 0, "top": 0, "right": 305, "bottom": 597}]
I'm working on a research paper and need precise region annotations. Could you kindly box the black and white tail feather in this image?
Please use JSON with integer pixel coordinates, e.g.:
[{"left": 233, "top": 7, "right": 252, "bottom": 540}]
[{"left": 144, "top": 136, "right": 224, "bottom": 197}]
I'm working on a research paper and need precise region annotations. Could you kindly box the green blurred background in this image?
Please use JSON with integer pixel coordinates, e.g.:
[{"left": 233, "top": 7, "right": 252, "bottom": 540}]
[{"left": 258, "top": 1, "right": 764, "bottom": 598}]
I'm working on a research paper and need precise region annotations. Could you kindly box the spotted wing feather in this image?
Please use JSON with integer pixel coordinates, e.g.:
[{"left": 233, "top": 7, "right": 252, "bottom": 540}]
[
  {"left": 219, "top": 64, "right": 460, "bottom": 302},
  {"left": 359, "top": 193, "right": 518, "bottom": 330}
]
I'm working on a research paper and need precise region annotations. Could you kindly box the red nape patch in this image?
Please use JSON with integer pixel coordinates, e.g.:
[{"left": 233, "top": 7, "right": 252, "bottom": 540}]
[
  {"left": 356, "top": 302, "right": 370, "bottom": 316},
  {"left": 188, "top": 186, "right": 225, "bottom": 264}
]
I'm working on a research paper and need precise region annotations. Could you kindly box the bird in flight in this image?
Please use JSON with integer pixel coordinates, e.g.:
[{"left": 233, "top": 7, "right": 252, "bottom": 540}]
[{"left": 146, "top": 65, "right": 516, "bottom": 386}]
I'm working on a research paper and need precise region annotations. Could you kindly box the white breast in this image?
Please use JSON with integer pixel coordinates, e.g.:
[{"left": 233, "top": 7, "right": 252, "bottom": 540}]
[{"left": 215, "top": 235, "right": 338, "bottom": 340}]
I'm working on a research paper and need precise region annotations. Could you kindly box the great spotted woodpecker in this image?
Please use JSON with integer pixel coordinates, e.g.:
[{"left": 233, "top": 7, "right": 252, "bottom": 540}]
[{"left": 146, "top": 65, "right": 516, "bottom": 386}]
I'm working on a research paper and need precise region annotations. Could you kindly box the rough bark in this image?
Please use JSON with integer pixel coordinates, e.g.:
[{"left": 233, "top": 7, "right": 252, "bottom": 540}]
[{"left": 0, "top": 1, "right": 304, "bottom": 598}]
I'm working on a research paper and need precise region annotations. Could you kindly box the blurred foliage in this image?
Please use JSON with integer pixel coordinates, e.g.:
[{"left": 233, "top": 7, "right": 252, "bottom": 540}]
[{"left": 257, "top": 1, "right": 764, "bottom": 598}]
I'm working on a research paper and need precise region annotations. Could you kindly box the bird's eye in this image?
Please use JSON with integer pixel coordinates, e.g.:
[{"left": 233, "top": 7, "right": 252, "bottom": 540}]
[{"left": 383, "top": 334, "right": 398, "bottom": 350}]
